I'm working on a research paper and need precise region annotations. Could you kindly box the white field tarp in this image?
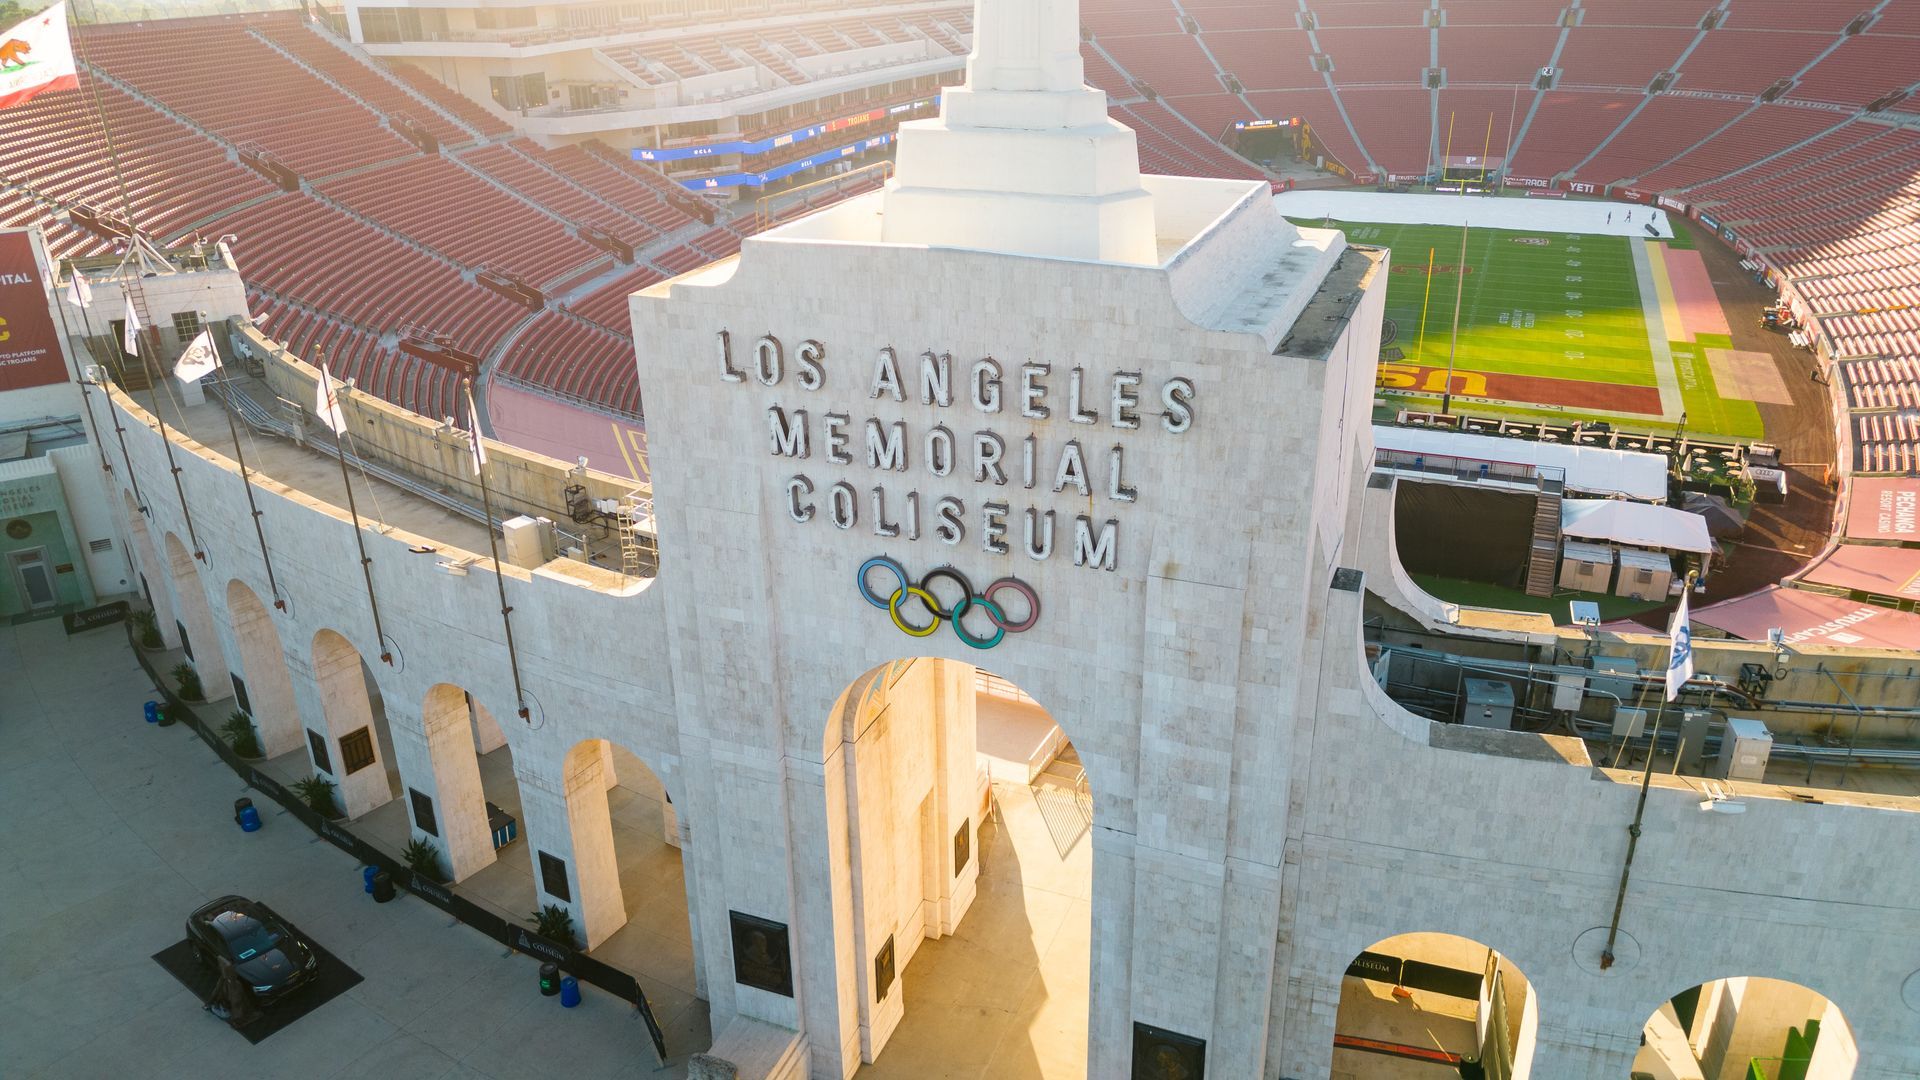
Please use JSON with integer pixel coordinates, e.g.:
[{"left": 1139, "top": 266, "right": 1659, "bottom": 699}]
[
  {"left": 1372, "top": 425, "right": 1669, "bottom": 501},
  {"left": 1561, "top": 498, "right": 1712, "bottom": 554}
]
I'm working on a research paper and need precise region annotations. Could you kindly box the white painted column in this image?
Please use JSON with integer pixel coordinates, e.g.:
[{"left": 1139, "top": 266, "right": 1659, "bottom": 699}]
[
  {"left": 307, "top": 631, "right": 394, "bottom": 819},
  {"left": 419, "top": 687, "right": 498, "bottom": 882},
  {"left": 930, "top": 659, "right": 980, "bottom": 936},
  {"left": 548, "top": 740, "right": 625, "bottom": 948},
  {"left": 161, "top": 534, "right": 234, "bottom": 702}
]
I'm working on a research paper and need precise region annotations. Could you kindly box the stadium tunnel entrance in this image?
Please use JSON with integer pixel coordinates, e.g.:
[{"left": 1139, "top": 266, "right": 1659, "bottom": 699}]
[
  {"left": 827, "top": 659, "right": 1093, "bottom": 1078},
  {"left": 1634, "top": 976, "right": 1856, "bottom": 1080},
  {"left": 1334, "top": 932, "right": 1538, "bottom": 1079}
]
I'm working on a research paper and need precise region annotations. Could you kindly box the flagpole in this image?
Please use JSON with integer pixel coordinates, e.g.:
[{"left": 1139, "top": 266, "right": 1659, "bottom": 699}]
[
  {"left": 205, "top": 312, "right": 284, "bottom": 611},
  {"left": 1600, "top": 571, "right": 1697, "bottom": 970},
  {"left": 137, "top": 308, "right": 206, "bottom": 561},
  {"left": 319, "top": 350, "right": 392, "bottom": 664},
  {"left": 50, "top": 266, "right": 112, "bottom": 475},
  {"left": 465, "top": 379, "right": 531, "bottom": 722}
]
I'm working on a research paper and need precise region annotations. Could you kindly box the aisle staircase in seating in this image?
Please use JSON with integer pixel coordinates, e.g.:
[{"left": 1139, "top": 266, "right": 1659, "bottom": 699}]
[{"left": 1525, "top": 486, "right": 1562, "bottom": 598}]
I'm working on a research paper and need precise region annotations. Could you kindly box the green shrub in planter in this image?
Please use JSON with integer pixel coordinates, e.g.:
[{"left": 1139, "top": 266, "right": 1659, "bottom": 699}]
[
  {"left": 529, "top": 903, "right": 575, "bottom": 946},
  {"left": 291, "top": 774, "right": 339, "bottom": 818},
  {"left": 220, "top": 711, "right": 262, "bottom": 758},
  {"left": 131, "top": 609, "right": 162, "bottom": 649},
  {"left": 171, "top": 662, "right": 204, "bottom": 702},
  {"left": 403, "top": 838, "right": 447, "bottom": 884}
]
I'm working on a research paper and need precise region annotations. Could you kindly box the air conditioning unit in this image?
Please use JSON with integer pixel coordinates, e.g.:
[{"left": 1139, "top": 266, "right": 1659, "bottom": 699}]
[{"left": 1717, "top": 717, "right": 1773, "bottom": 782}]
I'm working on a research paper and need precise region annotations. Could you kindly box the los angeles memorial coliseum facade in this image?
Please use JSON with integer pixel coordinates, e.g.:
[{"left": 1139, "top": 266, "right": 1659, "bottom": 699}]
[{"left": 81, "top": 2, "right": 1920, "bottom": 1077}]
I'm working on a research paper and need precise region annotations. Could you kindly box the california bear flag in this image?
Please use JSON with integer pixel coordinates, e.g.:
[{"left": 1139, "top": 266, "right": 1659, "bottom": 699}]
[{"left": 0, "top": 2, "right": 75, "bottom": 111}]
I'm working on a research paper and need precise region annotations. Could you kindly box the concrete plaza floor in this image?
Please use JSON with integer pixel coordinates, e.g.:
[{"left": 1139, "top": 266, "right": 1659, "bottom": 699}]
[
  {"left": 0, "top": 617, "right": 682, "bottom": 1080},
  {"left": 856, "top": 776, "right": 1093, "bottom": 1080}
]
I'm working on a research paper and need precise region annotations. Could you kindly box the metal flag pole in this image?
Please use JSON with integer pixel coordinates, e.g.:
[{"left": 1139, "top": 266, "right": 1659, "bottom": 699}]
[
  {"left": 319, "top": 350, "right": 393, "bottom": 664},
  {"left": 464, "top": 379, "right": 532, "bottom": 721},
  {"left": 1600, "top": 571, "right": 1697, "bottom": 969},
  {"left": 205, "top": 312, "right": 284, "bottom": 610},
  {"left": 1441, "top": 221, "right": 1469, "bottom": 415},
  {"left": 137, "top": 303, "right": 207, "bottom": 561},
  {"left": 48, "top": 267, "right": 112, "bottom": 475}
]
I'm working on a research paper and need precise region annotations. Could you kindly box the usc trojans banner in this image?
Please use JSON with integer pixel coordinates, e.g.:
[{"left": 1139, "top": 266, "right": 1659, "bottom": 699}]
[
  {"left": 0, "top": 229, "right": 66, "bottom": 392},
  {"left": 0, "top": 2, "right": 76, "bottom": 111}
]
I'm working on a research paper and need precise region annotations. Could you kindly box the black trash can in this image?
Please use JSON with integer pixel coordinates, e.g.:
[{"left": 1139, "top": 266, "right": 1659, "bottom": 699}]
[
  {"left": 371, "top": 870, "right": 395, "bottom": 903},
  {"left": 539, "top": 962, "right": 561, "bottom": 996}
]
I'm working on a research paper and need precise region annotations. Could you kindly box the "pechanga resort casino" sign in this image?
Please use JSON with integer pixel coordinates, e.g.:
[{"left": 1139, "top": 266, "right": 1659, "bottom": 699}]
[{"left": 717, "top": 330, "right": 1196, "bottom": 571}]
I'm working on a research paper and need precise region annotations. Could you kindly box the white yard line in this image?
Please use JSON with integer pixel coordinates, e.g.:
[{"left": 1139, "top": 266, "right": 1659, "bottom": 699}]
[{"left": 1630, "top": 238, "right": 1686, "bottom": 423}]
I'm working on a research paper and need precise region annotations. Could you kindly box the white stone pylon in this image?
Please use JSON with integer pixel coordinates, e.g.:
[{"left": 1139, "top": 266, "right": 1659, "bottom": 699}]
[{"left": 880, "top": 0, "right": 1158, "bottom": 265}]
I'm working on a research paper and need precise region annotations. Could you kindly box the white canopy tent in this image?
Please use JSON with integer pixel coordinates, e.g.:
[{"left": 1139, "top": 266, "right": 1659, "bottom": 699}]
[
  {"left": 1561, "top": 499, "right": 1713, "bottom": 553},
  {"left": 1372, "top": 425, "right": 1669, "bottom": 501}
]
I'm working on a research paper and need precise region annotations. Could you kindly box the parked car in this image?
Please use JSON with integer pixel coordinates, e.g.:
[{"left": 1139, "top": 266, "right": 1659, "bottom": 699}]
[{"left": 185, "top": 895, "right": 319, "bottom": 1003}]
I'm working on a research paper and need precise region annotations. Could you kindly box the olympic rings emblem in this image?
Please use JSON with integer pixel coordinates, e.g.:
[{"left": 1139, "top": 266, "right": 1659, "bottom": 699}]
[{"left": 856, "top": 557, "right": 1041, "bottom": 649}]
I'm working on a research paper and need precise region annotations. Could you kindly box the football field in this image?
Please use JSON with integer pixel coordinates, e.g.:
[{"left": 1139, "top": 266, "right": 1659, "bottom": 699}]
[{"left": 1297, "top": 218, "right": 1764, "bottom": 439}]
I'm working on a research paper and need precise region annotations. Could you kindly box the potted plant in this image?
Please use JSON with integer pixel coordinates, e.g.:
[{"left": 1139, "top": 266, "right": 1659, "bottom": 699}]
[
  {"left": 402, "top": 838, "right": 448, "bottom": 885},
  {"left": 220, "top": 711, "right": 262, "bottom": 759},
  {"left": 131, "top": 609, "right": 163, "bottom": 650},
  {"left": 291, "top": 774, "right": 340, "bottom": 819},
  {"left": 529, "top": 903, "right": 575, "bottom": 946},
  {"left": 171, "top": 662, "right": 204, "bottom": 702}
]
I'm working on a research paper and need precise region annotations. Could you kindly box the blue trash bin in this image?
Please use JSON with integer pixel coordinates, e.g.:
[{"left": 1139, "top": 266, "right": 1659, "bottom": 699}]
[
  {"left": 239, "top": 805, "right": 262, "bottom": 832},
  {"left": 363, "top": 865, "right": 379, "bottom": 893},
  {"left": 559, "top": 976, "right": 580, "bottom": 1008},
  {"left": 144, "top": 701, "right": 160, "bottom": 724}
]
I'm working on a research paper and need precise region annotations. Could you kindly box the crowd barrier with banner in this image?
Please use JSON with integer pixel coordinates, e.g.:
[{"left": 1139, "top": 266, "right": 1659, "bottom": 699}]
[
  {"left": 123, "top": 619, "right": 670, "bottom": 1062},
  {"left": 685, "top": 132, "right": 893, "bottom": 190},
  {"left": 635, "top": 95, "right": 935, "bottom": 164}
]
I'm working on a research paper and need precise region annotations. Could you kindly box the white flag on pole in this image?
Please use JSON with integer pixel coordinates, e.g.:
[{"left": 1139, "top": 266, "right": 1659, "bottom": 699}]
[
  {"left": 1664, "top": 587, "right": 1694, "bottom": 702},
  {"left": 63, "top": 272, "right": 90, "bottom": 308},
  {"left": 172, "top": 329, "right": 218, "bottom": 384},
  {"left": 466, "top": 393, "right": 487, "bottom": 476},
  {"left": 315, "top": 361, "right": 347, "bottom": 435},
  {"left": 122, "top": 294, "right": 141, "bottom": 356}
]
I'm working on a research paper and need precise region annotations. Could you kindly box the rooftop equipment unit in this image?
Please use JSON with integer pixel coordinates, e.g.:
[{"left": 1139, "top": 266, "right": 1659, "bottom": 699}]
[
  {"left": 1461, "top": 679, "right": 1515, "bottom": 730},
  {"left": 1717, "top": 717, "right": 1773, "bottom": 782}
]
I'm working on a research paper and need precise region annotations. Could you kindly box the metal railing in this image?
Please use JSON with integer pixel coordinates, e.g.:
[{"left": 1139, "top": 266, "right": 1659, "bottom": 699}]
[{"left": 1373, "top": 448, "right": 1567, "bottom": 494}]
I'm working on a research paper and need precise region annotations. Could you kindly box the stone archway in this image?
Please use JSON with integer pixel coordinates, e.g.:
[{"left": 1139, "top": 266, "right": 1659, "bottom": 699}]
[
  {"left": 822, "top": 659, "right": 1095, "bottom": 1079},
  {"left": 224, "top": 578, "right": 300, "bottom": 756},
  {"left": 1637, "top": 976, "right": 1857, "bottom": 1080},
  {"left": 159, "top": 531, "right": 232, "bottom": 702},
  {"left": 411, "top": 683, "right": 501, "bottom": 883},
  {"left": 120, "top": 490, "right": 178, "bottom": 649},
  {"left": 1334, "top": 931, "right": 1538, "bottom": 1080},
  {"left": 307, "top": 627, "right": 398, "bottom": 818}
]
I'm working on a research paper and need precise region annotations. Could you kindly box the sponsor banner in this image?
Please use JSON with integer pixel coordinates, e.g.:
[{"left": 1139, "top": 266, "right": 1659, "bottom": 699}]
[
  {"left": 1566, "top": 181, "right": 1597, "bottom": 195},
  {"left": 1846, "top": 477, "right": 1920, "bottom": 541},
  {"left": 1503, "top": 175, "right": 1551, "bottom": 188},
  {"left": 1232, "top": 117, "right": 1298, "bottom": 130},
  {"left": 1525, "top": 190, "right": 1568, "bottom": 199},
  {"left": 683, "top": 133, "right": 892, "bottom": 190},
  {"left": 62, "top": 599, "right": 129, "bottom": 634},
  {"left": 1657, "top": 194, "right": 1687, "bottom": 213},
  {"left": 1616, "top": 188, "right": 1649, "bottom": 204},
  {"left": 1696, "top": 211, "right": 1721, "bottom": 232},
  {"left": 637, "top": 96, "right": 933, "bottom": 162},
  {"left": 0, "top": 229, "right": 64, "bottom": 392}
]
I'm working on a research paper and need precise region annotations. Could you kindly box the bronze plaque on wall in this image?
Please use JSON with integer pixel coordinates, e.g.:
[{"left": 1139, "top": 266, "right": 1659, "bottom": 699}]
[
  {"left": 1132, "top": 1021, "right": 1205, "bottom": 1080},
  {"left": 874, "top": 934, "right": 895, "bottom": 1002},
  {"left": 953, "top": 820, "right": 971, "bottom": 875},
  {"left": 730, "top": 910, "right": 794, "bottom": 997}
]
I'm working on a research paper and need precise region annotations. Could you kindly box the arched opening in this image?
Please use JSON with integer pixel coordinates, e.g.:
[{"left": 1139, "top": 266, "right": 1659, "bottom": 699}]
[
  {"left": 159, "top": 531, "right": 232, "bottom": 702},
  {"left": 307, "top": 628, "right": 399, "bottom": 818},
  {"left": 1635, "top": 977, "right": 1857, "bottom": 1080},
  {"left": 1334, "top": 932, "right": 1538, "bottom": 1079},
  {"left": 121, "top": 491, "right": 178, "bottom": 649},
  {"left": 399, "top": 683, "right": 512, "bottom": 884},
  {"left": 823, "top": 660, "right": 1094, "bottom": 1077},
  {"left": 224, "top": 579, "right": 300, "bottom": 757},
  {"left": 535, "top": 738, "right": 698, "bottom": 1028}
]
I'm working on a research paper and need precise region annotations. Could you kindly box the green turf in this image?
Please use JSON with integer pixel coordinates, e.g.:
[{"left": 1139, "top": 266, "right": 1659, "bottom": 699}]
[
  {"left": 1660, "top": 215, "right": 1699, "bottom": 250},
  {"left": 1303, "top": 219, "right": 1655, "bottom": 387},
  {"left": 1670, "top": 338, "right": 1765, "bottom": 440},
  {"left": 1411, "top": 574, "right": 1668, "bottom": 621}
]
